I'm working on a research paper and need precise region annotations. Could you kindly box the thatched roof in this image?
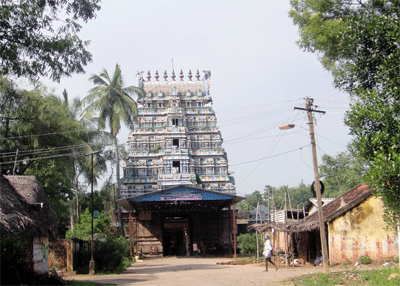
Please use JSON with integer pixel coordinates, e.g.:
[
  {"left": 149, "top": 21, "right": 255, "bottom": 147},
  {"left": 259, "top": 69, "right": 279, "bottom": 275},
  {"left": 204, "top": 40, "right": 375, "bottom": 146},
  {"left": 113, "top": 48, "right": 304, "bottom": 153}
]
[
  {"left": 251, "top": 218, "right": 320, "bottom": 234},
  {"left": 252, "top": 184, "right": 372, "bottom": 234},
  {"left": 0, "top": 175, "right": 57, "bottom": 239}
]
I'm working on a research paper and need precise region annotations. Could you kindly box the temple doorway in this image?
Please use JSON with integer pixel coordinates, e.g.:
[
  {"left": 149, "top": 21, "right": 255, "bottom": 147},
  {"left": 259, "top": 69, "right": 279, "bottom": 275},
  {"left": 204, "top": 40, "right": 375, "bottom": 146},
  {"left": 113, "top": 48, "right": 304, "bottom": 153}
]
[{"left": 163, "top": 217, "right": 189, "bottom": 256}]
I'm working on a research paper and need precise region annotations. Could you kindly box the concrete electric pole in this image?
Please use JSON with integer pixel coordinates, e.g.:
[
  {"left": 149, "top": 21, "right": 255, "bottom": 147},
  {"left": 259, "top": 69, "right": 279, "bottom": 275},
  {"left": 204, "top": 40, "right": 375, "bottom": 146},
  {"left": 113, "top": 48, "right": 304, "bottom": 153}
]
[{"left": 294, "top": 97, "right": 329, "bottom": 273}]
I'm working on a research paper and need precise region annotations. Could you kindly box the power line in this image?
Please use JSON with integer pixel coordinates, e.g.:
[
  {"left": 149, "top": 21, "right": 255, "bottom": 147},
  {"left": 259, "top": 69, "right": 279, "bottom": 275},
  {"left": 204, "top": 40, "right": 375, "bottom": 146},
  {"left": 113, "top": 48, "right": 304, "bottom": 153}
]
[
  {"left": 0, "top": 129, "right": 96, "bottom": 141},
  {"left": 0, "top": 142, "right": 112, "bottom": 158},
  {"left": 0, "top": 150, "right": 90, "bottom": 166},
  {"left": 224, "top": 131, "right": 307, "bottom": 145},
  {"left": 0, "top": 143, "right": 90, "bottom": 158},
  {"left": 217, "top": 98, "right": 303, "bottom": 114},
  {"left": 231, "top": 144, "right": 310, "bottom": 167}
]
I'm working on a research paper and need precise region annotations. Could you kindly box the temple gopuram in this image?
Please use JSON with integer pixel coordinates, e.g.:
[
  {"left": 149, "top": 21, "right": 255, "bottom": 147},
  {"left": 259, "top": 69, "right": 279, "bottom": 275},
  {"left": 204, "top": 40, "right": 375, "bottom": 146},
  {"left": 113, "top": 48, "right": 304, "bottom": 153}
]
[{"left": 118, "top": 70, "right": 242, "bottom": 257}]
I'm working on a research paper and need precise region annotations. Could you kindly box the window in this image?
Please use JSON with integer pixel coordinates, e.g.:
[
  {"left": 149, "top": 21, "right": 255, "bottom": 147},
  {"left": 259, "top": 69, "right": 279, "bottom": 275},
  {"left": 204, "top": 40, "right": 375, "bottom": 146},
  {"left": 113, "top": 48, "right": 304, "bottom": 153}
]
[
  {"left": 172, "top": 118, "right": 179, "bottom": 126},
  {"left": 173, "top": 139, "right": 179, "bottom": 147},
  {"left": 172, "top": 161, "right": 180, "bottom": 173},
  {"left": 197, "top": 102, "right": 203, "bottom": 107}
]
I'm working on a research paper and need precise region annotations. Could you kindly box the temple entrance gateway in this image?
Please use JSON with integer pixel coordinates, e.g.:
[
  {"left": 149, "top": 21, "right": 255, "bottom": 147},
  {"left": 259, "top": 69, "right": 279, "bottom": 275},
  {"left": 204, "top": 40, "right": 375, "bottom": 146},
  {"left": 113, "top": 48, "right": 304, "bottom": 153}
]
[{"left": 118, "top": 185, "right": 243, "bottom": 257}]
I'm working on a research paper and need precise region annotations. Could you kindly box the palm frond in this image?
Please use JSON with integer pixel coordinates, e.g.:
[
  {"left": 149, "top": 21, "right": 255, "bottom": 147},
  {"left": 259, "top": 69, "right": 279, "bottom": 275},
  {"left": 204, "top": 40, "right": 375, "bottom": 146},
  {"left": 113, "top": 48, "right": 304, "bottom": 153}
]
[
  {"left": 82, "top": 63, "right": 139, "bottom": 137},
  {"left": 111, "top": 64, "right": 123, "bottom": 87},
  {"left": 124, "top": 85, "right": 145, "bottom": 98},
  {"left": 89, "top": 73, "right": 109, "bottom": 87}
]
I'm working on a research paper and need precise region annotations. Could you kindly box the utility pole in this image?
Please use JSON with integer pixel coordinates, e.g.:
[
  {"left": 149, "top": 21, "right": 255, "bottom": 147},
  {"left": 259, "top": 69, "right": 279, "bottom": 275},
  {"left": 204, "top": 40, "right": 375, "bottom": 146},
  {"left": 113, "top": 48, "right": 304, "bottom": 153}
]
[
  {"left": 255, "top": 201, "right": 263, "bottom": 260},
  {"left": 232, "top": 201, "right": 237, "bottom": 258},
  {"left": 294, "top": 97, "right": 329, "bottom": 273},
  {"left": 85, "top": 150, "right": 101, "bottom": 275}
]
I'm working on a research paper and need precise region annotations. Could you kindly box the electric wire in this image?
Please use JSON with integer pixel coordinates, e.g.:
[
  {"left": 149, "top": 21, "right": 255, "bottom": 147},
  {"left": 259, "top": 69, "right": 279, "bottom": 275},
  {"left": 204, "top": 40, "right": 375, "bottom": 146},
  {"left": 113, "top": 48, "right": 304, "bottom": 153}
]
[
  {"left": 0, "top": 143, "right": 91, "bottom": 158},
  {"left": 234, "top": 109, "right": 302, "bottom": 186},
  {"left": 0, "top": 142, "right": 113, "bottom": 158},
  {"left": 0, "top": 150, "right": 92, "bottom": 166},
  {"left": 231, "top": 144, "right": 311, "bottom": 167},
  {"left": 0, "top": 129, "right": 94, "bottom": 141},
  {"left": 217, "top": 98, "right": 303, "bottom": 114}
]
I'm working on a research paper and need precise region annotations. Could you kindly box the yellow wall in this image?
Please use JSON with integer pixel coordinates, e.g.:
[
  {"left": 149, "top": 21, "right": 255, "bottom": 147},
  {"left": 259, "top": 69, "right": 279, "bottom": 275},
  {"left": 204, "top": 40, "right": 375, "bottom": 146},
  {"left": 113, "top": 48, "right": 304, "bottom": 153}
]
[{"left": 328, "top": 196, "right": 398, "bottom": 264}]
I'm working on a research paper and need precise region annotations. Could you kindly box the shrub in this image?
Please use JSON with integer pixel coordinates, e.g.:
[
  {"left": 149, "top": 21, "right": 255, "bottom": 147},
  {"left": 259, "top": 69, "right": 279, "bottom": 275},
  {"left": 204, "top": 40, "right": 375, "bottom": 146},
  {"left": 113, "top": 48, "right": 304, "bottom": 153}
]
[
  {"left": 66, "top": 208, "right": 111, "bottom": 241},
  {"left": 74, "top": 235, "right": 130, "bottom": 274},
  {"left": 0, "top": 233, "right": 29, "bottom": 285},
  {"left": 1, "top": 234, "right": 66, "bottom": 285},
  {"left": 359, "top": 255, "right": 372, "bottom": 264},
  {"left": 237, "top": 233, "right": 263, "bottom": 256},
  {"left": 94, "top": 235, "right": 130, "bottom": 273},
  {"left": 0, "top": 234, "right": 28, "bottom": 285}
]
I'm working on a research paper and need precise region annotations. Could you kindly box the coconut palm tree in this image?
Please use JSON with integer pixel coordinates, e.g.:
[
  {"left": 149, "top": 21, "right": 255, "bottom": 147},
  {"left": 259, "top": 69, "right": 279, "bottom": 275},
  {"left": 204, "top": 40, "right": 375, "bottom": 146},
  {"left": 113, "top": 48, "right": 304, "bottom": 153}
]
[
  {"left": 82, "top": 63, "right": 144, "bottom": 236},
  {"left": 62, "top": 89, "right": 109, "bottom": 231}
]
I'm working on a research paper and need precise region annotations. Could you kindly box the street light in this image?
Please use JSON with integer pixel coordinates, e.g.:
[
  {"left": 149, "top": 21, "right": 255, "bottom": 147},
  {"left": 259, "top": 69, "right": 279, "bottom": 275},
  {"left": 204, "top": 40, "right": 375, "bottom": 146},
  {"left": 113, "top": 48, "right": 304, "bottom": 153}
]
[
  {"left": 85, "top": 150, "right": 101, "bottom": 275},
  {"left": 279, "top": 114, "right": 330, "bottom": 273},
  {"left": 278, "top": 124, "right": 295, "bottom": 130}
]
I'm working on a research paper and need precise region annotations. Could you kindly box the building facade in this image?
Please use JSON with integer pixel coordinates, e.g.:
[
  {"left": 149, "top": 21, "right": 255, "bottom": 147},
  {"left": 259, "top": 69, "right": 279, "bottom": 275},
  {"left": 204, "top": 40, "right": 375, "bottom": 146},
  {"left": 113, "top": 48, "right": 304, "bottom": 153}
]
[
  {"left": 119, "top": 70, "right": 240, "bottom": 256},
  {"left": 122, "top": 69, "right": 235, "bottom": 198}
]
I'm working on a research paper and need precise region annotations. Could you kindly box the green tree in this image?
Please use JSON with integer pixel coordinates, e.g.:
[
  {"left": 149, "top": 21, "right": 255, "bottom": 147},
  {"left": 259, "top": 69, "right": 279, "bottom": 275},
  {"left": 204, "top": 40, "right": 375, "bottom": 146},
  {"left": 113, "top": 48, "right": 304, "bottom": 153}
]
[
  {"left": 0, "top": 78, "right": 102, "bottom": 234},
  {"left": 61, "top": 89, "right": 111, "bottom": 230},
  {"left": 263, "top": 183, "right": 312, "bottom": 211},
  {"left": 66, "top": 208, "right": 111, "bottom": 241},
  {"left": 80, "top": 185, "right": 115, "bottom": 215},
  {"left": 288, "top": 182, "right": 313, "bottom": 208},
  {"left": 237, "top": 190, "right": 264, "bottom": 211},
  {"left": 82, "top": 63, "right": 144, "bottom": 235},
  {"left": 0, "top": 0, "right": 101, "bottom": 81},
  {"left": 237, "top": 233, "right": 263, "bottom": 256},
  {"left": 290, "top": 0, "right": 400, "bottom": 221},
  {"left": 319, "top": 150, "right": 368, "bottom": 198}
]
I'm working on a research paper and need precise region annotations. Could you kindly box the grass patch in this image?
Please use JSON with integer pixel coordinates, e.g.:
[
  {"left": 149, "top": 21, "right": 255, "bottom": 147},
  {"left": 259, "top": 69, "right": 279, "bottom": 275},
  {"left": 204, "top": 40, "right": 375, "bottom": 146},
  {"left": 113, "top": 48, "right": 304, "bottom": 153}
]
[{"left": 287, "top": 267, "right": 400, "bottom": 286}]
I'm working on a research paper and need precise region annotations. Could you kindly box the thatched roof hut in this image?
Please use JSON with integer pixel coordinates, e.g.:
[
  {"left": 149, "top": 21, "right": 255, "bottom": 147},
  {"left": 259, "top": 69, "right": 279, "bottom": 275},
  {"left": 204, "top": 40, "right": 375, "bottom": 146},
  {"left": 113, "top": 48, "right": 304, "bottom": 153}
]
[{"left": 0, "top": 175, "right": 57, "bottom": 239}]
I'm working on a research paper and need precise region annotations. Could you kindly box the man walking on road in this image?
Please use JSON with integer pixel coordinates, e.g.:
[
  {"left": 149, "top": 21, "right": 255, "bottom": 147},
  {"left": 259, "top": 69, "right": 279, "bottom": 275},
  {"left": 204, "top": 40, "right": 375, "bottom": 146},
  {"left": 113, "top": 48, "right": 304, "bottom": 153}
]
[{"left": 263, "top": 234, "right": 278, "bottom": 271}]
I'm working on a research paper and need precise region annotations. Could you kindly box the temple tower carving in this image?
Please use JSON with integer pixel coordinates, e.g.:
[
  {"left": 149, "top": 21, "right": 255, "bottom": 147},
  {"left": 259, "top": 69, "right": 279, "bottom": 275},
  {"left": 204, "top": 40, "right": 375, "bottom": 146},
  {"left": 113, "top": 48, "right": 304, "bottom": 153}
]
[{"left": 122, "top": 70, "right": 235, "bottom": 197}]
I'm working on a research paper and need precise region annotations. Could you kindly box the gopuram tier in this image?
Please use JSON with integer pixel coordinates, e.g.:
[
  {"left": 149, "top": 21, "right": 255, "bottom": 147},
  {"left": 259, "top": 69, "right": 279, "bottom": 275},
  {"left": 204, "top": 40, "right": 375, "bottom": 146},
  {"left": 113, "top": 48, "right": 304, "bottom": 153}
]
[{"left": 121, "top": 70, "right": 235, "bottom": 198}]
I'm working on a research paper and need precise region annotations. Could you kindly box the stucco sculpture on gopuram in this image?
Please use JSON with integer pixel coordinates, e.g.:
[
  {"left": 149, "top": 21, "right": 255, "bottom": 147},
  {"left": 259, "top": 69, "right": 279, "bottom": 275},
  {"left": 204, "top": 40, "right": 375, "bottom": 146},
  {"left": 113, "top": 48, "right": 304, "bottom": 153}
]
[{"left": 121, "top": 69, "right": 235, "bottom": 198}]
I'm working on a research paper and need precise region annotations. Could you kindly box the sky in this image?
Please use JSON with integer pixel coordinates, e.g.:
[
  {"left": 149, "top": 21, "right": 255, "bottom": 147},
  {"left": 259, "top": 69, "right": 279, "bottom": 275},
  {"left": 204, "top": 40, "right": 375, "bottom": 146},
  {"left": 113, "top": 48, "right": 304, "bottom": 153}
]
[{"left": 40, "top": 0, "right": 352, "bottom": 197}]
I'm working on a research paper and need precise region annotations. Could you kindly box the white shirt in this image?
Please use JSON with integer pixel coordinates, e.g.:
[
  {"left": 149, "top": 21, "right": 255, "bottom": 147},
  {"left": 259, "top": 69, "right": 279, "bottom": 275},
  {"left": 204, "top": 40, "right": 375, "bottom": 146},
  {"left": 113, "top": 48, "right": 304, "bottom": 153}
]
[{"left": 264, "top": 239, "right": 272, "bottom": 251}]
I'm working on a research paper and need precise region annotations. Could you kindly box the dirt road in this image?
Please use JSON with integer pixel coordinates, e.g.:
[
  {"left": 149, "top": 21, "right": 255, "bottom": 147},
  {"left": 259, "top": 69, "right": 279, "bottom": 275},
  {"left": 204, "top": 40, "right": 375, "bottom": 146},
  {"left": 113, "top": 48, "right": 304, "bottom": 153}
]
[{"left": 65, "top": 257, "right": 334, "bottom": 286}]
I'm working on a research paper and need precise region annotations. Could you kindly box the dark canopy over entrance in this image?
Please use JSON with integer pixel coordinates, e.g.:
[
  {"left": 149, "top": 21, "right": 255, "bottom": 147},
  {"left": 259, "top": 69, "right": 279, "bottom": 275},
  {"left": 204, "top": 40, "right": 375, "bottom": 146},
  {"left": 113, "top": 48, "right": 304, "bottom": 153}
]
[{"left": 118, "top": 185, "right": 243, "bottom": 212}]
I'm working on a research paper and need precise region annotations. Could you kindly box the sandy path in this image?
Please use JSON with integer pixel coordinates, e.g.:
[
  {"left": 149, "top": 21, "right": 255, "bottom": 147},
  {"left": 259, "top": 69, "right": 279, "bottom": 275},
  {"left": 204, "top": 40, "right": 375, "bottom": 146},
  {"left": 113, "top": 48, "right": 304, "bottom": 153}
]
[{"left": 65, "top": 257, "right": 336, "bottom": 286}]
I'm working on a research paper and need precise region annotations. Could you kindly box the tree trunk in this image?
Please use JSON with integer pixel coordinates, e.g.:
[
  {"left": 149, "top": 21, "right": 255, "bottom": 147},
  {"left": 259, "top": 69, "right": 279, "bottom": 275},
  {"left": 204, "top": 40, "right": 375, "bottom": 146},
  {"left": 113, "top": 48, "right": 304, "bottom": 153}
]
[{"left": 115, "top": 136, "right": 125, "bottom": 237}]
